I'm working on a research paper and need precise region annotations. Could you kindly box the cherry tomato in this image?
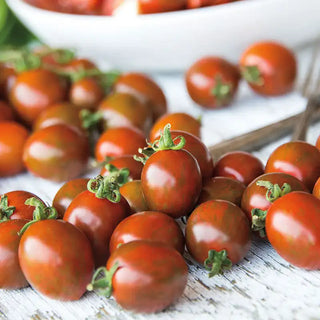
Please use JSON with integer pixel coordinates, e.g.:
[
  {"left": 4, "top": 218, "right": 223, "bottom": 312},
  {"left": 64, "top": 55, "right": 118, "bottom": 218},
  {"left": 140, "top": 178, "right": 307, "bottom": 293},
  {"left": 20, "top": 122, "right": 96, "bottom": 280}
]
[
  {"left": 240, "top": 41, "right": 297, "bottom": 96},
  {"left": 214, "top": 151, "right": 264, "bottom": 186},
  {"left": 9, "top": 69, "right": 67, "bottom": 125},
  {"left": 70, "top": 77, "right": 105, "bottom": 110},
  {"left": 19, "top": 219, "right": 94, "bottom": 300},
  {"left": 198, "top": 177, "right": 245, "bottom": 206},
  {"left": 100, "top": 155, "right": 143, "bottom": 180},
  {"left": 120, "top": 180, "right": 149, "bottom": 214},
  {"left": 150, "top": 112, "right": 201, "bottom": 141},
  {"left": 90, "top": 241, "right": 188, "bottom": 313},
  {"left": 63, "top": 58, "right": 97, "bottom": 73},
  {"left": 24, "top": 0, "right": 102, "bottom": 14},
  {"left": 0, "top": 219, "right": 29, "bottom": 289},
  {"left": 95, "top": 127, "right": 146, "bottom": 162},
  {"left": 0, "top": 191, "right": 44, "bottom": 221},
  {"left": 266, "top": 192, "right": 320, "bottom": 269},
  {"left": 138, "top": 0, "right": 187, "bottom": 14},
  {"left": 109, "top": 211, "right": 185, "bottom": 254},
  {"left": 0, "top": 121, "right": 29, "bottom": 177},
  {"left": 0, "top": 101, "right": 15, "bottom": 122},
  {"left": 98, "top": 92, "right": 151, "bottom": 132},
  {"left": 316, "top": 135, "right": 320, "bottom": 150},
  {"left": 186, "top": 200, "right": 251, "bottom": 276},
  {"left": 312, "top": 177, "right": 320, "bottom": 200},
  {"left": 0, "top": 64, "right": 17, "bottom": 100},
  {"left": 187, "top": 0, "right": 235, "bottom": 8},
  {"left": 33, "top": 103, "right": 85, "bottom": 134},
  {"left": 52, "top": 178, "right": 89, "bottom": 218},
  {"left": 241, "top": 172, "right": 308, "bottom": 223},
  {"left": 185, "top": 57, "right": 240, "bottom": 109},
  {"left": 265, "top": 141, "right": 320, "bottom": 191},
  {"left": 114, "top": 72, "right": 167, "bottom": 122},
  {"left": 64, "top": 190, "right": 130, "bottom": 266},
  {"left": 23, "top": 124, "right": 89, "bottom": 182},
  {"left": 141, "top": 144, "right": 202, "bottom": 218},
  {"left": 154, "top": 130, "right": 214, "bottom": 181}
]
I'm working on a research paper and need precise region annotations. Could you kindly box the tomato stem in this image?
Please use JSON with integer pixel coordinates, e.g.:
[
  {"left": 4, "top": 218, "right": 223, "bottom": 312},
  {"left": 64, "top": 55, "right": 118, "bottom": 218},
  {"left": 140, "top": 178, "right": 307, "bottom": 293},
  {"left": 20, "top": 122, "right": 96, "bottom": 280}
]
[
  {"left": 87, "top": 262, "right": 119, "bottom": 298},
  {"left": 256, "top": 180, "right": 292, "bottom": 203},
  {"left": 0, "top": 195, "right": 16, "bottom": 222},
  {"left": 211, "top": 75, "right": 232, "bottom": 106},
  {"left": 241, "top": 66, "right": 264, "bottom": 86},
  {"left": 204, "top": 249, "right": 232, "bottom": 277},
  {"left": 18, "top": 197, "right": 58, "bottom": 236},
  {"left": 251, "top": 208, "right": 267, "bottom": 238}
]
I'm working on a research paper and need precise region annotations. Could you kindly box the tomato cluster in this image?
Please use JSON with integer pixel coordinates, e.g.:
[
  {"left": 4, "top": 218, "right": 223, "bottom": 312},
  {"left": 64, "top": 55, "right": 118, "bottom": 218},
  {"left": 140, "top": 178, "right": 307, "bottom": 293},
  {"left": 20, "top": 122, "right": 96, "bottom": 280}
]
[
  {"left": 186, "top": 41, "right": 297, "bottom": 109},
  {"left": 0, "top": 44, "right": 319, "bottom": 314},
  {"left": 24, "top": 0, "right": 241, "bottom": 15}
]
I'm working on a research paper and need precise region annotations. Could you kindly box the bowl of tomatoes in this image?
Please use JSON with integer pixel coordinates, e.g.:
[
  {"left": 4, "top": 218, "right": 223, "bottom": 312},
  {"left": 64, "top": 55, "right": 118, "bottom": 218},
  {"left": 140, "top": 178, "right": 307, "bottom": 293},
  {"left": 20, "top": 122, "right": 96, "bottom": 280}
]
[{"left": 5, "top": 0, "right": 320, "bottom": 71}]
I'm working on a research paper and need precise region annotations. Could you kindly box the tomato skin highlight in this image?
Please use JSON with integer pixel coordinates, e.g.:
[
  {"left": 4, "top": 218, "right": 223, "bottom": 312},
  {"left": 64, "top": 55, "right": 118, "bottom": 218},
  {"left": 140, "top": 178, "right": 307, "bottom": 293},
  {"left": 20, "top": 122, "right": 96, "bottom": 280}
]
[
  {"left": 266, "top": 192, "right": 320, "bottom": 270},
  {"left": 18, "top": 220, "right": 94, "bottom": 301},
  {"left": 107, "top": 241, "right": 188, "bottom": 313},
  {"left": 64, "top": 190, "right": 130, "bottom": 267},
  {"left": 0, "top": 219, "right": 29, "bottom": 289},
  {"left": 240, "top": 41, "right": 297, "bottom": 96},
  {"left": 0, "top": 121, "right": 29, "bottom": 177},
  {"left": 109, "top": 211, "right": 185, "bottom": 254},
  {"left": 23, "top": 124, "right": 89, "bottom": 182},
  {"left": 265, "top": 141, "right": 320, "bottom": 191},
  {"left": 141, "top": 149, "right": 202, "bottom": 218},
  {"left": 186, "top": 200, "right": 251, "bottom": 266}
]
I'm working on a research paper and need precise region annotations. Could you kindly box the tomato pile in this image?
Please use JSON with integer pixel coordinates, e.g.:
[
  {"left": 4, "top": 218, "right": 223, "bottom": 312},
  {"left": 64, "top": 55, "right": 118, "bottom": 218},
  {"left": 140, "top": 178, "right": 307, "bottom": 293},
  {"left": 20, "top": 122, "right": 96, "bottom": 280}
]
[
  {"left": 0, "top": 44, "right": 319, "bottom": 313},
  {"left": 24, "top": 0, "right": 242, "bottom": 15}
]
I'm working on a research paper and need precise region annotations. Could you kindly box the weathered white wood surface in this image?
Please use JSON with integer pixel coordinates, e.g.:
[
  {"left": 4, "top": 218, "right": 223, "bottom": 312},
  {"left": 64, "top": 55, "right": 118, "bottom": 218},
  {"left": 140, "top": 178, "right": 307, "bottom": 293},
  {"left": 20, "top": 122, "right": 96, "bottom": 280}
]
[{"left": 0, "top": 46, "right": 320, "bottom": 320}]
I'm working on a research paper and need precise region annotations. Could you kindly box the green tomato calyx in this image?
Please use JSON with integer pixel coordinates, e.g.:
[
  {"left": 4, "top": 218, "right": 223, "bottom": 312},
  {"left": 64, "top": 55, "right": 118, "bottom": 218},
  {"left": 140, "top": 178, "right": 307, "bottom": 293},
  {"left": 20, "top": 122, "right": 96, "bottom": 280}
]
[{"left": 204, "top": 249, "right": 232, "bottom": 277}]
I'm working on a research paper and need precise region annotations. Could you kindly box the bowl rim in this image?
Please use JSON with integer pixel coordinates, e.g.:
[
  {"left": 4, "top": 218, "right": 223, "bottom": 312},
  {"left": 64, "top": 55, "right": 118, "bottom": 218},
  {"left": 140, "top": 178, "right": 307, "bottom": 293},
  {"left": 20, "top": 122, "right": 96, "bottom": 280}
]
[{"left": 7, "top": 0, "right": 274, "bottom": 20}]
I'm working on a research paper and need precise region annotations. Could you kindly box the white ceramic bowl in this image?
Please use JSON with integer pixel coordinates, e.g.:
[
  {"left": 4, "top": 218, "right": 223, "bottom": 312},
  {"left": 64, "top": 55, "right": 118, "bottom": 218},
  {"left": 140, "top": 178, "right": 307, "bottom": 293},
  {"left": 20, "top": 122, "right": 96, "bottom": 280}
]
[{"left": 7, "top": 0, "right": 320, "bottom": 72}]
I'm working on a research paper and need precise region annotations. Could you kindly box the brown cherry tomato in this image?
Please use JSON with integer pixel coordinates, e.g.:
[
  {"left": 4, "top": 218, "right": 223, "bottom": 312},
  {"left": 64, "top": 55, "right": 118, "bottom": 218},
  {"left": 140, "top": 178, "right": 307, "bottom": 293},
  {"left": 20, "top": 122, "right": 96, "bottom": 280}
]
[
  {"left": 19, "top": 219, "right": 94, "bottom": 300},
  {"left": 0, "top": 219, "right": 29, "bottom": 289},
  {"left": 64, "top": 190, "right": 130, "bottom": 267},
  {"left": 33, "top": 102, "right": 85, "bottom": 134},
  {"left": 119, "top": 180, "right": 149, "bottom": 214},
  {"left": 185, "top": 57, "right": 240, "bottom": 109},
  {"left": 114, "top": 72, "right": 167, "bottom": 122},
  {"left": 138, "top": 0, "right": 187, "bottom": 14},
  {"left": 198, "top": 177, "right": 245, "bottom": 206},
  {"left": 241, "top": 172, "right": 308, "bottom": 223},
  {"left": 109, "top": 211, "right": 185, "bottom": 254},
  {"left": 187, "top": 0, "right": 235, "bottom": 8},
  {"left": 213, "top": 151, "right": 264, "bottom": 186},
  {"left": 105, "top": 241, "right": 188, "bottom": 313},
  {"left": 186, "top": 200, "right": 251, "bottom": 276},
  {"left": 0, "top": 191, "right": 44, "bottom": 221},
  {"left": 98, "top": 92, "right": 152, "bottom": 132},
  {"left": 23, "top": 124, "right": 89, "bottom": 182},
  {"left": 150, "top": 112, "right": 201, "bottom": 141},
  {"left": 0, "top": 101, "right": 15, "bottom": 122},
  {"left": 52, "top": 178, "right": 89, "bottom": 218},
  {"left": 0, "top": 64, "right": 16, "bottom": 100},
  {"left": 316, "top": 135, "right": 320, "bottom": 150},
  {"left": 100, "top": 155, "right": 143, "bottom": 180},
  {"left": 240, "top": 41, "right": 297, "bottom": 96},
  {"left": 0, "top": 121, "right": 29, "bottom": 177},
  {"left": 266, "top": 192, "right": 320, "bottom": 269},
  {"left": 95, "top": 127, "right": 146, "bottom": 162},
  {"left": 154, "top": 130, "right": 214, "bottom": 181},
  {"left": 265, "top": 141, "right": 320, "bottom": 191},
  {"left": 70, "top": 77, "right": 105, "bottom": 110},
  {"left": 10, "top": 69, "right": 67, "bottom": 125},
  {"left": 141, "top": 149, "right": 202, "bottom": 218},
  {"left": 312, "top": 177, "right": 320, "bottom": 200}
]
